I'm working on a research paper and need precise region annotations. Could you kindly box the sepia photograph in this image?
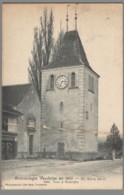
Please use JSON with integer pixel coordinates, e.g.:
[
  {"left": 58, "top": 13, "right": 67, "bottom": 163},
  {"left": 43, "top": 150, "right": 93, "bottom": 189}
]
[{"left": 1, "top": 3, "right": 123, "bottom": 189}]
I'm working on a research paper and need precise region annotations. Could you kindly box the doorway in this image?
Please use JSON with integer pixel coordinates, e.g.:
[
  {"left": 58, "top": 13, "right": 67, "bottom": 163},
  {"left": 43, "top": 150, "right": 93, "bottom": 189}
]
[
  {"left": 58, "top": 142, "right": 65, "bottom": 159},
  {"left": 29, "top": 135, "right": 33, "bottom": 155},
  {"left": 2, "top": 140, "right": 17, "bottom": 160}
]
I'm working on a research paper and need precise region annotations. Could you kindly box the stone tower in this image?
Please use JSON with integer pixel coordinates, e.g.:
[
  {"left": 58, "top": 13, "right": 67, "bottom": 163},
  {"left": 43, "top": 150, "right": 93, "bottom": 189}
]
[{"left": 41, "top": 30, "right": 99, "bottom": 160}]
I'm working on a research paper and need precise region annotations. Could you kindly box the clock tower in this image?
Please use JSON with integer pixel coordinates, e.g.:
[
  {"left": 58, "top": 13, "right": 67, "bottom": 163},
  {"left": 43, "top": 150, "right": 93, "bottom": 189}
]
[{"left": 41, "top": 30, "right": 99, "bottom": 160}]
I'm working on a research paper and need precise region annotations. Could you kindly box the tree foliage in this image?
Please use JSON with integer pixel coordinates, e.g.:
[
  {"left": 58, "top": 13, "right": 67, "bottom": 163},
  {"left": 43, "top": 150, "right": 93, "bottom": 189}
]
[
  {"left": 28, "top": 8, "right": 65, "bottom": 101},
  {"left": 106, "top": 123, "right": 122, "bottom": 152},
  {"left": 28, "top": 8, "right": 54, "bottom": 100},
  {"left": 40, "top": 8, "right": 54, "bottom": 66},
  {"left": 28, "top": 27, "right": 43, "bottom": 101},
  {"left": 51, "top": 30, "right": 65, "bottom": 63}
]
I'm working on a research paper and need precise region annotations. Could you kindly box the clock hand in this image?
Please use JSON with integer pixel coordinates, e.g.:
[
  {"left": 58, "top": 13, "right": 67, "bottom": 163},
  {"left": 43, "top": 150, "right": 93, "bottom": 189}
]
[
  {"left": 59, "top": 81, "right": 64, "bottom": 87},
  {"left": 60, "top": 81, "right": 67, "bottom": 87}
]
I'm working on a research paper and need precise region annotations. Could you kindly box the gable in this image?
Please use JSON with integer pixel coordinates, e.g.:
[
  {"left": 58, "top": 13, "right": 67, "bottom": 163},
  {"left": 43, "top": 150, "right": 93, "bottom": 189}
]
[{"left": 2, "top": 83, "right": 32, "bottom": 106}]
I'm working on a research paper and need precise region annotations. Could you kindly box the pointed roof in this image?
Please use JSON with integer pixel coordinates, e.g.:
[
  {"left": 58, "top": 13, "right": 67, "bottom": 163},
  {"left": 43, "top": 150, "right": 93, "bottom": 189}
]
[
  {"left": 2, "top": 83, "right": 32, "bottom": 107},
  {"left": 43, "top": 30, "right": 93, "bottom": 71}
]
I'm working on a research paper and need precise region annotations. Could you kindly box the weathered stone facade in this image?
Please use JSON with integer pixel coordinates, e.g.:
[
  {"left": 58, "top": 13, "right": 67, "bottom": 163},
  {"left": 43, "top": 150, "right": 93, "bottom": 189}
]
[
  {"left": 2, "top": 84, "right": 41, "bottom": 159},
  {"left": 16, "top": 85, "right": 41, "bottom": 158},
  {"left": 41, "top": 64, "right": 99, "bottom": 160}
]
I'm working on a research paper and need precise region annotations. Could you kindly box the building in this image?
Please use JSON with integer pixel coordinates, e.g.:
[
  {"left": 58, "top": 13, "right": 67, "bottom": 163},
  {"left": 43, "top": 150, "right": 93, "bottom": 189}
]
[
  {"left": 2, "top": 84, "right": 41, "bottom": 159},
  {"left": 40, "top": 30, "right": 100, "bottom": 161},
  {"left": 2, "top": 105, "right": 23, "bottom": 160}
]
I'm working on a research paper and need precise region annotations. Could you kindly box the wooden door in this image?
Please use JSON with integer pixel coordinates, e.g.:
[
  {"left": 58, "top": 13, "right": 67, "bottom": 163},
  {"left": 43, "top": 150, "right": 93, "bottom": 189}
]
[
  {"left": 58, "top": 142, "right": 65, "bottom": 159},
  {"left": 29, "top": 135, "right": 33, "bottom": 155}
]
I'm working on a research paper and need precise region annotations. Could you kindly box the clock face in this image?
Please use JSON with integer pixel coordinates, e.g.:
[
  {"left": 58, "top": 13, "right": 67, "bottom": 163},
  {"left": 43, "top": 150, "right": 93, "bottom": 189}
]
[{"left": 56, "top": 75, "right": 68, "bottom": 89}]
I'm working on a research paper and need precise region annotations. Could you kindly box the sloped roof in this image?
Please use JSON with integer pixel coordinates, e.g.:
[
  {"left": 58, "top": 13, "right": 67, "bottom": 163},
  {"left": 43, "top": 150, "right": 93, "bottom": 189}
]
[
  {"left": 43, "top": 30, "right": 92, "bottom": 70},
  {"left": 2, "top": 83, "right": 32, "bottom": 106},
  {"left": 3, "top": 104, "right": 23, "bottom": 116}
]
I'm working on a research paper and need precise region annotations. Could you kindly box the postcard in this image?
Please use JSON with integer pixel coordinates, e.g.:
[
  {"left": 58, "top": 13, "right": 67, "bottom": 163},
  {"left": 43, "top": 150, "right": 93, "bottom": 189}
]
[{"left": 1, "top": 3, "right": 123, "bottom": 189}]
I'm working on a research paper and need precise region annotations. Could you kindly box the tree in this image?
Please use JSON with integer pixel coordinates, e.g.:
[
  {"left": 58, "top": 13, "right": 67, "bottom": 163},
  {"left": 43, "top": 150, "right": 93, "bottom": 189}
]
[
  {"left": 28, "top": 8, "right": 54, "bottom": 100},
  {"left": 28, "top": 27, "right": 43, "bottom": 101},
  {"left": 51, "top": 29, "right": 65, "bottom": 63},
  {"left": 106, "top": 123, "right": 122, "bottom": 159},
  {"left": 28, "top": 8, "right": 65, "bottom": 101},
  {"left": 40, "top": 8, "right": 54, "bottom": 66}
]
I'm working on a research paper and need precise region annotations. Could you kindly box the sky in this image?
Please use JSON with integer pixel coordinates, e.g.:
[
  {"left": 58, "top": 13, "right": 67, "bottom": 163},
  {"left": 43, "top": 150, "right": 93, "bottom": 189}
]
[{"left": 2, "top": 3, "right": 123, "bottom": 136}]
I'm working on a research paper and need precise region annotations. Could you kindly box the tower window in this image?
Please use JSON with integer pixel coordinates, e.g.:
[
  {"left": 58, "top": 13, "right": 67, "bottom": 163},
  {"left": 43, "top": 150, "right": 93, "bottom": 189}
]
[
  {"left": 86, "top": 111, "right": 89, "bottom": 119},
  {"left": 60, "top": 122, "right": 63, "bottom": 128},
  {"left": 89, "top": 76, "right": 94, "bottom": 93},
  {"left": 50, "top": 74, "right": 54, "bottom": 90},
  {"left": 71, "top": 72, "right": 76, "bottom": 87},
  {"left": 60, "top": 101, "right": 64, "bottom": 112},
  {"left": 90, "top": 103, "right": 92, "bottom": 111}
]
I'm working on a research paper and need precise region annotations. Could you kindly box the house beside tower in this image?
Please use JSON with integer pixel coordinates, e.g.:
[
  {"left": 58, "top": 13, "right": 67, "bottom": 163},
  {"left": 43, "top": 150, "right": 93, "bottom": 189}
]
[
  {"left": 40, "top": 29, "right": 100, "bottom": 161},
  {"left": 2, "top": 84, "right": 41, "bottom": 159}
]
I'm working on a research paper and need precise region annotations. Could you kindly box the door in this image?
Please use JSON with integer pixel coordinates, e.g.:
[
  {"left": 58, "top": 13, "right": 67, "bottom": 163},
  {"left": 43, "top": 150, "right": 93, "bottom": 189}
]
[
  {"left": 29, "top": 135, "right": 33, "bottom": 155},
  {"left": 58, "top": 142, "right": 65, "bottom": 159},
  {"left": 2, "top": 141, "right": 17, "bottom": 160}
]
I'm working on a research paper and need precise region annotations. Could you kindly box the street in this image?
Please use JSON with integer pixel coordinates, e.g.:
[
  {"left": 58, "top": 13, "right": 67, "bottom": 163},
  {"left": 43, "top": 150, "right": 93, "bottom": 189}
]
[{"left": 2, "top": 159, "right": 123, "bottom": 189}]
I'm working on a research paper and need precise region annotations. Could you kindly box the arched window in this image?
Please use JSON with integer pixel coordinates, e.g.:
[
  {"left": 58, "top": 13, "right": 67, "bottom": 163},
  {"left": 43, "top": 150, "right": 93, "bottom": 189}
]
[
  {"left": 86, "top": 111, "right": 89, "bottom": 119},
  {"left": 60, "top": 122, "right": 63, "bottom": 128},
  {"left": 90, "top": 103, "right": 92, "bottom": 111},
  {"left": 50, "top": 75, "right": 54, "bottom": 90},
  {"left": 89, "top": 75, "right": 94, "bottom": 92},
  {"left": 60, "top": 101, "right": 64, "bottom": 112},
  {"left": 71, "top": 72, "right": 76, "bottom": 87}
]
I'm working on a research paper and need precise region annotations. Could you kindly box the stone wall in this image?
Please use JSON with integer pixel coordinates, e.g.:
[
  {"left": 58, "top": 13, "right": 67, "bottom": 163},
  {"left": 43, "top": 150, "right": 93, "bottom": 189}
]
[
  {"left": 41, "top": 128, "right": 98, "bottom": 153},
  {"left": 83, "top": 66, "right": 99, "bottom": 152},
  {"left": 41, "top": 66, "right": 83, "bottom": 130},
  {"left": 16, "top": 85, "right": 41, "bottom": 158},
  {"left": 41, "top": 65, "right": 99, "bottom": 159}
]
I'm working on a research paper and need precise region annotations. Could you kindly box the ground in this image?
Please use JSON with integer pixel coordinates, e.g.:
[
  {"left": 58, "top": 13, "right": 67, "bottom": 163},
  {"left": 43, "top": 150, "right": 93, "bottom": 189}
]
[{"left": 2, "top": 159, "right": 123, "bottom": 190}]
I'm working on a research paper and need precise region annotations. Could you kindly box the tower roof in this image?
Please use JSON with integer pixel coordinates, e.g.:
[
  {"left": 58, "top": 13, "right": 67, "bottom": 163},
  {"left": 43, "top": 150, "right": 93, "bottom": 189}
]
[{"left": 43, "top": 30, "right": 93, "bottom": 71}]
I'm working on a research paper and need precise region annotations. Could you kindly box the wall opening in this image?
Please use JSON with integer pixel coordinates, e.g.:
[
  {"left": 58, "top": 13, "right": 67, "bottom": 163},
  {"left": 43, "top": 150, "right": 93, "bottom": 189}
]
[
  {"left": 50, "top": 74, "right": 54, "bottom": 90},
  {"left": 60, "top": 101, "right": 64, "bottom": 112},
  {"left": 29, "top": 135, "right": 34, "bottom": 155},
  {"left": 71, "top": 72, "right": 76, "bottom": 87}
]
